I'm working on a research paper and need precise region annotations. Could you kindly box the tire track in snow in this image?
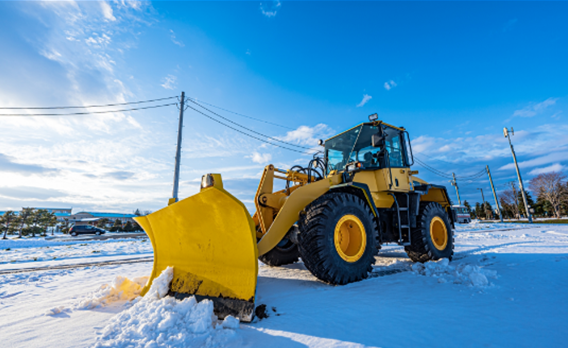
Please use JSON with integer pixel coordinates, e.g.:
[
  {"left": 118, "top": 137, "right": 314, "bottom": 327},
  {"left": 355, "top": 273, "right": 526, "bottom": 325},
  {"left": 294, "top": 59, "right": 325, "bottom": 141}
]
[{"left": 0, "top": 256, "right": 153, "bottom": 275}]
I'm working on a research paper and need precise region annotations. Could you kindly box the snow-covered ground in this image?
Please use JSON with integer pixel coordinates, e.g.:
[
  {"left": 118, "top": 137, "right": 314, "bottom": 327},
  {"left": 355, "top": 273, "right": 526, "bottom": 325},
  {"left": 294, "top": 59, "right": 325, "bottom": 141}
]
[{"left": 1, "top": 222, "right": 567, "bottom": 347}]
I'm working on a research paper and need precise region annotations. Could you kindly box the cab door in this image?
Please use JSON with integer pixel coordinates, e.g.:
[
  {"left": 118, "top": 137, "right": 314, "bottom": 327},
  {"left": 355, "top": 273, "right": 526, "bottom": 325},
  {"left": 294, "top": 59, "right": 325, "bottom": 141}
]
[{"left": 379, "top": 128, "right": 411, "bottom": 192}]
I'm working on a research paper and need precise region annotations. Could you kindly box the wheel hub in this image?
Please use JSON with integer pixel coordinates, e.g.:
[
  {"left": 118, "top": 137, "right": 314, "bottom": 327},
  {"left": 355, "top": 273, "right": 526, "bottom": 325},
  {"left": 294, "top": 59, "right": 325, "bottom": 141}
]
[
  {"left": 334, "top": 215, "right": 366, "bottom": 262},
  {"left": 430, "top": 216, "right": 448, "bottom": 250}
]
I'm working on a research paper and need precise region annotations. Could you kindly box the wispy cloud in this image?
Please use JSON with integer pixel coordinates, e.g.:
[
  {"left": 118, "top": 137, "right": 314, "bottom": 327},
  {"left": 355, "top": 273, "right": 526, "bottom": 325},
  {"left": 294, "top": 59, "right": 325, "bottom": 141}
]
[
  {"left": 528, "top": 163, "right": 566, "bottom": 176},
  {"left": 170, "top": 29, "right": 184, "bottom": 47},
  {"left": 260, "top": 1, "right": 281, "bottom": 18},
  {"left": 384, "top": 80, "right": 397, "bottom": 91},
  {"left": 356, "top": 94, "right": 372, "bottom": 107},
  {"left": 161, "top": 74, "right": 177, "bottom": 90},
  {"left": 511, "top": 97, "right": 557, "bottom": 119},
  {"left": 0, "top": 153, "right": 58, "bottom": 175},
  {"left": 499, "top": 151, "right": 568, "bottom": 171}
]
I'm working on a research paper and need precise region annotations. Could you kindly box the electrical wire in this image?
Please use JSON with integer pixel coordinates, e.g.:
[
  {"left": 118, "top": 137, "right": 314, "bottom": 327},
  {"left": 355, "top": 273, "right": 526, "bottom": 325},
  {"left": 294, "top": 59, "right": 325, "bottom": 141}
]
[
  {"left": 414, "top": 155, "right": 486, "bottom": 180},
  {"left": 186, "top": 104, "right": 312, "bottom": 154},
  {"left": 0, "top": 103, "right": 177, "bottom": 117},
  {"left": 187, "top": 99, "right": 313, "bottom": 150},
  {"left": 185, "top": 96, "right": 295, "bottom": 130},
  {"left": 0, "top": 96, "right": 177, "bottom": 110}
]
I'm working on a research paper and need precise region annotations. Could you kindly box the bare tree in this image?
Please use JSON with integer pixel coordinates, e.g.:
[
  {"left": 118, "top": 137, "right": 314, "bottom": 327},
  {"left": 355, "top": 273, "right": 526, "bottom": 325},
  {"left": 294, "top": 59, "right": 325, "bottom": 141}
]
[{"left": 529, "top": 172, "right": 566, "bottom": 219}]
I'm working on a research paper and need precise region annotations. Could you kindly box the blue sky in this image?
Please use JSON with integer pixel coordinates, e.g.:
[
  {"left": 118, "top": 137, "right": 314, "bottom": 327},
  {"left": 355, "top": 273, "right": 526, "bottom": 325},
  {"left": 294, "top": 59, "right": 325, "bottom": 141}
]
[{"left": 0, "top": 1, "right": 567, "bottom": 213}]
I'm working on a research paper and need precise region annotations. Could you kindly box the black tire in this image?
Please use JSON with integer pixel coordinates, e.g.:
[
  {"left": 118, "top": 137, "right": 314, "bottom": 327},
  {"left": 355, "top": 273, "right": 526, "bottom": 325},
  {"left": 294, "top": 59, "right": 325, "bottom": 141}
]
[
  {"left": 405, "top": 202, "right": 454, "bottom": 263},
  {"left": 95, "top": 231, "right": 101, "bottom": 236},
  {"left": 298, "top": 192, "right": 378, "bottom": 285},
  {"left": 71, "top": 232, "right": 77, "bottom": 236},
  {"left": 258, "top": 238, "right": 299, "bottom": 267}
]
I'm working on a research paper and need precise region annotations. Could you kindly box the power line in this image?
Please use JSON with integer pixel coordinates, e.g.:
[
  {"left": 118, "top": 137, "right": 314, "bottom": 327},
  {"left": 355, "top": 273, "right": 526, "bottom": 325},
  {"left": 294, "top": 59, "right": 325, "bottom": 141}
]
[
  {"left": 185, "top": 104, "right": 311, "bottom": 154},
  {"left": 185, "top": 96, "right": 295, "bottom": 130},
  {"left": 414, "top": 155, "right": 486, "bottom": 180},
  {"left": 187, "top": 99, "right": 312, "bottom": 150},
  {"left": 0, "top": 96, "right": 177, "bottom": 110},
  {"left": 0, "top": 103, "right": 177, "bottom": 117}
]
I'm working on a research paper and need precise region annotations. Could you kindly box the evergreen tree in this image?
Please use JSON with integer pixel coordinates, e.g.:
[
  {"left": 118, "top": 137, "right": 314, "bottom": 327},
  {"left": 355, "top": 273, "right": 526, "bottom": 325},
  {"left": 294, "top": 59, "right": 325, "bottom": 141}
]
[
  {"left": 518, "top": 190, "right": 536, "bottom": 218},
  {"left": 18, "top": 208, "right": 34, "bottom": 238},
  {"left": 123, "top": 221, "right": 134, "bottom": 232},
  {"left": 132, "top": 221, "right": 142, "bottom": 231},
  {"left": 475, "top": 202, "right": 484, "bottom": 219},
  {"left": 463, "top": 200, "right": 472, "bottom": 214},
  {"left": 1, "top": 211, "right": 17, "bottom": 239},
  {"left": 110, "top": 219, "right": 122, "bottom": 232}
]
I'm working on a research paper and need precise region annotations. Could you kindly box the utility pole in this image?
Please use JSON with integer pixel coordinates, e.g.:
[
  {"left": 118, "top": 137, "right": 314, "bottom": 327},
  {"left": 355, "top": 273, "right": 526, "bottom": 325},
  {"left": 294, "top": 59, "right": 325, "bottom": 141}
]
[
  {"left": 170, "top": 91, "right": 185, "bottom": 205},
  {"left": 477, "top": 187, "right": 490, "bottom": 219},
  {"left": 486, "top": 165, "right": 503, "bottom": 223},
  {"left": 450, "top": 172, "right": 461, "bottom": 205},
  {"left": 504, "top": 127, "right": 533, "bottom": 223}
]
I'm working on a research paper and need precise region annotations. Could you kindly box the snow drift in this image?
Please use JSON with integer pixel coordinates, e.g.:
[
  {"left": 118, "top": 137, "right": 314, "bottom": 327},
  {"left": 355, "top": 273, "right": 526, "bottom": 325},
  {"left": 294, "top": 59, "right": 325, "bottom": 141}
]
[
  {"left": 412, "top": 258, "right": 498, "bottom": 287},
  {"left": 94, "top": 267, "right": 240, "bottom": 348}
]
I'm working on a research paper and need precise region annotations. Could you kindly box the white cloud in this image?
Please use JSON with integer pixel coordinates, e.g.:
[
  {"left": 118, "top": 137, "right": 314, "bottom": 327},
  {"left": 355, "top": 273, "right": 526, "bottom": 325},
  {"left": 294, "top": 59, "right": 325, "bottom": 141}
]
[
  {"left": 384, "top": 80, "right": 397, "bottom": 91},
  {"left": 499, "top": 151, "right": 568, "bottom": 171},
  {"left": 278, "top": 124, "right": 333, "bottom": 147},
  {"left": 356, "top": 94, "right": 372, "bottom": 107},
  {"left": 528, "top": 163, "right": 566, "bottom": 175},
  {"left": 260, "top": 1, "right": 281, "bottom": 18},
  {"left": 246, "top": 49, "right": 251, "bottom": 55},
  {"left": 161, "top": 75, "right": 177, "bottom": 90},
  {"left": 248, "top": 152, "right": 272, "bottom": 164},
  {"left": 170, "top": 29, "right": 184, "bottom": 47},
  {"left": 100, "top": 1, "right": 116, "bottom": 21},
  {"left": 512, "top": 98, "right": 557, "bottom": 118}
]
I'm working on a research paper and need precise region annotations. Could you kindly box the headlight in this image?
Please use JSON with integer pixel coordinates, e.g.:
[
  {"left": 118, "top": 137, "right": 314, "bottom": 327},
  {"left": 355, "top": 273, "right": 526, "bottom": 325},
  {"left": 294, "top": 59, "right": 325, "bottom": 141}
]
[{"left": 201, "top": 174, "right": 215, "bottom": 190}]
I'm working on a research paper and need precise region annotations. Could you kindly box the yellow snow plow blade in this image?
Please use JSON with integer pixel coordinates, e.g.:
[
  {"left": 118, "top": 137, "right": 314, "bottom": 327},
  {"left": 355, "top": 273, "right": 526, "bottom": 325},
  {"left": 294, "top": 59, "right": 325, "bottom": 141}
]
[{"left": 134, "top": 174, "right": 258, "bottom": 322}]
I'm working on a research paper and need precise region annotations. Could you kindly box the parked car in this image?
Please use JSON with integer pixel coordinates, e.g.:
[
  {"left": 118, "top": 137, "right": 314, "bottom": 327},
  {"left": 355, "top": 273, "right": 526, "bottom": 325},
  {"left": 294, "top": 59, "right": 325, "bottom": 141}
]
[{"left": 69, "top": 225, "right": 107, "bottom": 236}]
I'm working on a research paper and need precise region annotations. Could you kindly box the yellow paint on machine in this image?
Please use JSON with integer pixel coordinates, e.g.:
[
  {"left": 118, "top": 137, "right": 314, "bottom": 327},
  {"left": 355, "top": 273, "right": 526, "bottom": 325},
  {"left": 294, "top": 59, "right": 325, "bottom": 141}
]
[{"left": 135, "top": 185, "right": 258, "bottom": 302}]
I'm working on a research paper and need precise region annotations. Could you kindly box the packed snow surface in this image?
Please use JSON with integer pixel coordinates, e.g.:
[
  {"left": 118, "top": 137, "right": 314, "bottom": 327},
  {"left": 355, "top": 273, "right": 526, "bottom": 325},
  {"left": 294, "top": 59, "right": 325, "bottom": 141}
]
[
  {"left": 0, "top": 237, "right": 151, "bottom": 265},
  {"left": 1, "top": 222, "right": 568, "bottom": 347}
]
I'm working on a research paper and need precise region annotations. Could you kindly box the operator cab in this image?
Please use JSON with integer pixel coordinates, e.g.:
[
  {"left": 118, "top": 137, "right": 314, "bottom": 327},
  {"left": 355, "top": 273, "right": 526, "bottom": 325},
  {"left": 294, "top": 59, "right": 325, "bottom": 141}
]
[{"left": 323, "top": 121, "right": 414, "bottom": 175}]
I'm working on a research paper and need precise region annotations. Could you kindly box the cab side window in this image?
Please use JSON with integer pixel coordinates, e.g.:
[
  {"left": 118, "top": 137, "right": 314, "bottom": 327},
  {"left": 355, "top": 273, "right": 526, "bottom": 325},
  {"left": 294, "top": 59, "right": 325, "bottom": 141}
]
[{"left": 385, "top": 131, "right": 406, "bottom": 167}]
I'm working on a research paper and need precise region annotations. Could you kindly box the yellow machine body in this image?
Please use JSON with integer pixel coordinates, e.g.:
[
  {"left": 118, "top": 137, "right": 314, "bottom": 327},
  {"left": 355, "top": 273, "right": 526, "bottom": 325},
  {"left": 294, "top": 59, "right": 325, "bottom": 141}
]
[
  {"left": 134, "top": 175, "right": 258, "bottom": 322},
  {"left": 135, "top": 120, "right": 454, "bottom": 322}
]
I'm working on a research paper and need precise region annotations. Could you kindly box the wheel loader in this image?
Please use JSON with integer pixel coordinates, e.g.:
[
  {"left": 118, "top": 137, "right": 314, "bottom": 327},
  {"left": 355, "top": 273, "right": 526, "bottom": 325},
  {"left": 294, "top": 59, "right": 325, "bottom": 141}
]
[{"left": 134, "top": 119, "right": 455, "bottom": 322}]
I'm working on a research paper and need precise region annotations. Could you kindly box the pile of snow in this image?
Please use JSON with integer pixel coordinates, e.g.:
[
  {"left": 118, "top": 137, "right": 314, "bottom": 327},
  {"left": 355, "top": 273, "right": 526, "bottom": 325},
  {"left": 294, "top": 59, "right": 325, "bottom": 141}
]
[
  {"left": 44, "top": 306, "right": 67, "bottom": 316},
  {"left": 412, "top": 259, "right": 498, "bottom": 287},
  {"left": 94, "top": 267, "right": 239, "bottom": 348},
  {"left": 76, "top": 275, "right": 149, "bottom": 310}
]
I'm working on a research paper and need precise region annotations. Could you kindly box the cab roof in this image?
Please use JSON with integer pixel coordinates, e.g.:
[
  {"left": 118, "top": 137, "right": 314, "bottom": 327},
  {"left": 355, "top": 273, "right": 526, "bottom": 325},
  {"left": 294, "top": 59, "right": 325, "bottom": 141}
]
[{"left": 325, "top": 120, "right": 406, "bottom": 142}]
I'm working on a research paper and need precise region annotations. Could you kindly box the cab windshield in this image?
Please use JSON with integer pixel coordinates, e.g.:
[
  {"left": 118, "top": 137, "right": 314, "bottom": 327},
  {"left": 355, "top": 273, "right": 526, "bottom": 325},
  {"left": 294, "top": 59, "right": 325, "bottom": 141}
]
[{"left": 324, "top": 124, "right": 407, "bottom": 174}]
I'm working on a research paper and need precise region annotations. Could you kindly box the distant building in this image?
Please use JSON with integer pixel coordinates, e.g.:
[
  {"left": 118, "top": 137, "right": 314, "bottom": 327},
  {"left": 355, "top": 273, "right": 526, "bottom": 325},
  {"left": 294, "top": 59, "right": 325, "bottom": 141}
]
[{"left": 69, "top": 212, "right": 138, "bottom": 226}]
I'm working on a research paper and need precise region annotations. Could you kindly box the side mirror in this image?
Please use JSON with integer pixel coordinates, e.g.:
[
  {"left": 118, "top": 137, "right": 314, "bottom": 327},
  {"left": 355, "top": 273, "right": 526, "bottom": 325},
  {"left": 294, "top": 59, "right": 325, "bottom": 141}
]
[{"left": 371, "top": 133, "right": 384, "bottom": 147}]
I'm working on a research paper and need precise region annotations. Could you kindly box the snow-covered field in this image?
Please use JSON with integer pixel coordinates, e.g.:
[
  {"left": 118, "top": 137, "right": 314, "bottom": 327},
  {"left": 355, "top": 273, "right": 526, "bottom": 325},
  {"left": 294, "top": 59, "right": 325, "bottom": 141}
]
[{"left": 1, "top": 222, "right": 567, "bottom": 347}]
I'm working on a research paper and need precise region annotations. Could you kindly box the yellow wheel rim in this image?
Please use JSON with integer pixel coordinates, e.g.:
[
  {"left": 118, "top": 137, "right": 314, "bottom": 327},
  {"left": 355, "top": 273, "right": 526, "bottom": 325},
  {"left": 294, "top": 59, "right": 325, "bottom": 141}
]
[
  {"left": 334, "top": 215, "right": 366, "bottom": 263},
  {"left": 430, "top": 216, "right": 448, "bottom": 251}
]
